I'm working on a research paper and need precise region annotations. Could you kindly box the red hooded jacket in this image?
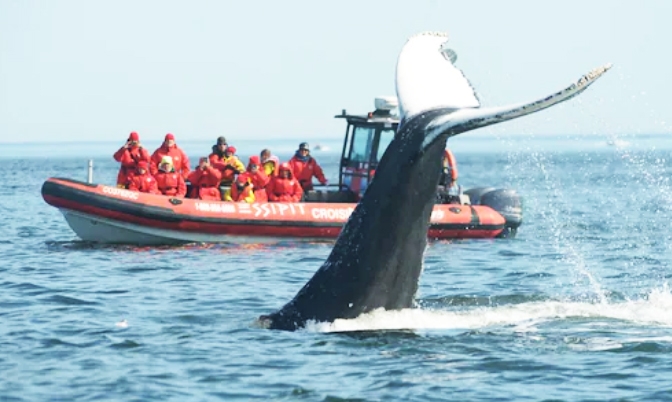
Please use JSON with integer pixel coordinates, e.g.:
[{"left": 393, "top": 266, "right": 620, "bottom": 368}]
[
  {"left": 187, "top": 165, "right": 222, "bottom": 200},
  {"left": 288, "top": 154, "right": 327, "bottom": 191},
  {"left": 267, "top": 163, "right": 304, "bottom": 202},
  {"left": 229, "top": 174, "right": 256, "bottom": 203},
  {"left": 113, "top": 145, "right": 151, "bottom": 187},
  {"left": 150, "top": 143, "right": 190, "bottom": 179},
  {"left": 155, "top": 170, "right": 187, "bottom": 197},
  {"left": 127, "top": 162, "right": 160, "bottom": 195}
]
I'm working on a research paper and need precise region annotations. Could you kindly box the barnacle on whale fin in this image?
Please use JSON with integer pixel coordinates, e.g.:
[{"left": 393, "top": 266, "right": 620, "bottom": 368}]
[
  {"left": 440, "top": 45, "right": 457, "bottom": 64},
  {"left": 577, "top": 63, "right": 613, "bottom": 88},
  {"left": 406, "top": 31, "right": 449, "bottom": 42}
]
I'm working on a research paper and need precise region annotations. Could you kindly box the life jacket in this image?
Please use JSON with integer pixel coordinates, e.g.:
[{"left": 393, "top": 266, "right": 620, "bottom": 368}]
[
  {"left": 228, "top": 176, "right": 256, "bottom": 203},
  {"left": 150, "top": 145, "right": 190, "bottom": 179},
  {"left": 288, "top": 155, "right": 326, "bottom": 191},
  {"left": 211, "top": 155, "right": 245, "bottom": 185},
  {"left": 267, "top": 169, "right": 303, "bottom": 203},
  {"left": 245, "top": 158, "right": 270, "bottom": 203},
  {"left": 262, "top": 156, "right": 280, "bottom": 177},
  {"left": 127, "top": 172, "right": 160, "bottom": 194},
  {"left": 187, "top": 166, "right": 222, "bottom": 200},
  {"left": 155, "top": 170, "right": 187, "bottom": 197},
  {"left": 113, "top": 145, "right": 151, "bottom": 187}
]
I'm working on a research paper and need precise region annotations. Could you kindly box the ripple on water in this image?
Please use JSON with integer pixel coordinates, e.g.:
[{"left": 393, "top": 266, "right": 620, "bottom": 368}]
[
  {"left": 16, "top": 226, "right": 42, "bottom": 238},
  {"left": 109, "top": 340, "right": 142, "bottom": 349},
  {"left": 41, "top": 295, "right": 100, "bottom": 306},
  {"left": 3, "top": 151, "right": 672, "bottom": 400}
]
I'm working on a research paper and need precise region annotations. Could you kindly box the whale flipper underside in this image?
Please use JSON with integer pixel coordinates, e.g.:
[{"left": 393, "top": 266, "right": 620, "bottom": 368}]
[{"left": 262, "top": 31, "right": 611, "bottom": 331}]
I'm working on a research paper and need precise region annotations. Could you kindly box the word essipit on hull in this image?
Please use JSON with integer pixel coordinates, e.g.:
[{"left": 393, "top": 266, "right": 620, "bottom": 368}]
[{"left": 259, "top": 31, "right": 612, "bottom": 331}]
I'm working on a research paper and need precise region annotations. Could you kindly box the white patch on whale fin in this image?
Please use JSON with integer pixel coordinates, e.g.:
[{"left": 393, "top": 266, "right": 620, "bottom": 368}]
[
  {"left": 396, "top": 31, "right": 480, "bottom": 119},
  {"left": 422, "top": 63, "right": 613, "bottom": 149}
]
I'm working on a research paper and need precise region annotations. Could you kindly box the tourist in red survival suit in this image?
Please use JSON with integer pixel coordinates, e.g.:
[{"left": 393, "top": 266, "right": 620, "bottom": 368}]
[
  {"left": 267, "top": 163, "right": 304, "bottom": 202},
  {"left": 113, "top": 131, "right": 151, "bottom": 188},
  {"left": 228, "top": 174, "right": 255, "bottom": 203},
  {"left": 187, "top": 157, "right": 223, "bottom": 200},
  {"left": 244, "top": 155, "right": 270, "bottom": 203},
  {"left": 287, "top": 142, "right": 327, "bottom": 192},
  {"left": 127, "top": 161, "right": 160, "bottom": 194},
  {"left": 149, "top": 133, "right": 191, "bottom": 180},
  {"left": 154, "top": 156, "right": 187, "bottom": 198}
]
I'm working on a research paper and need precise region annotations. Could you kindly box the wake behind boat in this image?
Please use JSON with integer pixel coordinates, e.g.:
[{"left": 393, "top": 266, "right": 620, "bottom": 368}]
[{"left": 41, "top": 97, "right": 523, "bottom": 245}]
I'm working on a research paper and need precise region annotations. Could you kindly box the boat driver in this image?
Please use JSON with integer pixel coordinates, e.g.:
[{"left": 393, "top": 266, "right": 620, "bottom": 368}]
[
  {"left": 437, "top": 148, "right": 461, "bottom": 204},
  {"left": 287, "top": 142, "right": 328, "bottom": 192}
]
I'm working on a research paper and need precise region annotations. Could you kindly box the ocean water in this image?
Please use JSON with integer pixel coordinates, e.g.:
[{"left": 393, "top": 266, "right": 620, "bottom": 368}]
[{"left": 1, "top": 134, "right": 672, "bottom": 401}]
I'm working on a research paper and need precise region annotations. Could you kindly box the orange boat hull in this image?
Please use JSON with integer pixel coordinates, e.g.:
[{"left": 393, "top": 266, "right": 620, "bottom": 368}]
[{"left": 41, "top": 177, "right": 506, "bottom": 244}]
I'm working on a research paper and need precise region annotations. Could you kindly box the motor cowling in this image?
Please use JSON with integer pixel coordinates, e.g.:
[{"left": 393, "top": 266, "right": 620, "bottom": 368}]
[
  {"left": 462, "top": 187, "right": 496, "bottom": 205},
  {"left": 480, "top": 189, "right": 523, "bottom": 238}
]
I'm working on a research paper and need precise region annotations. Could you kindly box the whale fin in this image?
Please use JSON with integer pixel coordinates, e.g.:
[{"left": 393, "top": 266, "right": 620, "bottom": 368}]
[
  {"left": 396, "top": 31, "right": 481, "bottom": 118},
  {"left": 421, "top": 63, "right": 613, "bottom": 149}
]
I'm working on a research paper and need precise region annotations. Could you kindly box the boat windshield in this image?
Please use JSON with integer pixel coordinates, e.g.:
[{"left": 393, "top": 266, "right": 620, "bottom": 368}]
[
  {"left": 375, "top": 129, "right": 395, "bottom": 163},
  {"left": 350, "top": 126, "right": 374, "bottom": 163}
]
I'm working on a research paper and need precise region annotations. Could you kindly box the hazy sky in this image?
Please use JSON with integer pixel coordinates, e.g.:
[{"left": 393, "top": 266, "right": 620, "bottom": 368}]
[{"left": 1, "top": 0, "right": 670, "bottom": 144}]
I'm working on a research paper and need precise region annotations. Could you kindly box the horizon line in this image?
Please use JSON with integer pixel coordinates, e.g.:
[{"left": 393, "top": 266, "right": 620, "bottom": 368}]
[{"left": 0, "top": 131, "right": 669, "bottom": 146}]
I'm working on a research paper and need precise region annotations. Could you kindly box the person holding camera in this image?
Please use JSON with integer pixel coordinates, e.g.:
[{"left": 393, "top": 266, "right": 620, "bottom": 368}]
[
  {"left": 113, "top": 131, "right": 151, "bottom": 188},
  {"left": 187, "top": 157, "right": 223, "bottom": 200}
]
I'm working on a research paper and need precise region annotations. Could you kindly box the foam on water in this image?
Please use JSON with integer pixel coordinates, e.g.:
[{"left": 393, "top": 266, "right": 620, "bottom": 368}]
[{"left": 306, "top": 284, "right": 672, "bottom": 333}]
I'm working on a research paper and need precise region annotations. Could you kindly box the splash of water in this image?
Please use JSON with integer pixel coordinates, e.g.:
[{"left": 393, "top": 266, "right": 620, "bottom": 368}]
[
  {"left": 305, "top": 284, "right": 672, "bottom": 333},
  {"left": 499, "top": 139, "right": 609, "bottom": 303}
]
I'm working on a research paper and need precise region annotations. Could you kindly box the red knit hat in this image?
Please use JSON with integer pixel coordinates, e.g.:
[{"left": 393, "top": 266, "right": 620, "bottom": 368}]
[
  {"left": 137, "top": 161, "right": 149, "bottom": 170},
  {"left": 226, "top": 146, "right": 237, "bottom": 154},
  {"left": 249, "top": 155, "right": 261, "bottom": 166},
  {"left": 165, "top": 133, "right": 175, "bottom": 141},
  {"left": 128, "top": 132, "right": 140, "bottom": 141}
]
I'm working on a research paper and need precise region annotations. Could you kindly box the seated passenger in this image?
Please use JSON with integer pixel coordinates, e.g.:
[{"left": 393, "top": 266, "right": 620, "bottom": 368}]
[
  {"left": 226, "top": 174, "right": 255, "bottom": 203},
  {"left": 113, "top": 131, "right": 151, "bottom": 188},
  {"left": 288, "top": 142, "right": 327, "bottom": 191},
  {"left": 260, "top": 148, "right": 271, "bottom": 162},
  {"left": 127, "top": 161, "right": 160, "bottom": 194},
  {"left": 187, "top": 157, "right": 223, "bottom": 200},
  {"left": 150, "top": 133, "right": 190, "bottom": 180},
  {"left": 245, "top": 155, "right": 269, "bottom": 203},
  {"left": 210, "top": 145, "right": 245, "bottom": 187},
  {"left": 267, "top": 163, "right": 303, "bottom": 202},
  {"left": 260, "top": 149, "right": 280, "bottom": 177},
  {"left": 154, "top": 156, "right": 187, "bottom": 198}
]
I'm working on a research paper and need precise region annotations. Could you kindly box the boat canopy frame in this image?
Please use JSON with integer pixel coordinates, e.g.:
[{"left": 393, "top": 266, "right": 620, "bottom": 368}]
[{"left": 334, "top": 108, "right": 400, "bottom": 194}]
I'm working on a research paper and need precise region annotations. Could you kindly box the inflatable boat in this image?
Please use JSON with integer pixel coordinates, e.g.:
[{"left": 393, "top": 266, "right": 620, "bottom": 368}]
[
  {"left": 41, "top": 177, "right": 520, "bottom": 245},
  {"left": 41, "top": 97, "right": 523, "bottom": 245}
]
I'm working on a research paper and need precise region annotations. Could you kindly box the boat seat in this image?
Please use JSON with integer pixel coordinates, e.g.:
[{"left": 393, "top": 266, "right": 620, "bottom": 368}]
[{"left": 303, "top": 189, "right": 358, "bottom": 203}]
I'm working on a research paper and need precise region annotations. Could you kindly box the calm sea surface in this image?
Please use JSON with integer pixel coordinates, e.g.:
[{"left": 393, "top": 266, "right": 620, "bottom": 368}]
[{"left": 1, "top": 134, "right": 672, "bottom": 401}]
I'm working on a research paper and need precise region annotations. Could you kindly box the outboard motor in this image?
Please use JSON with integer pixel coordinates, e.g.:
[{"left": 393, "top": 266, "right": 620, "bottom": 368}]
[
  {"left": 478, "top": 189, "right": 523, "bottom": 238},
  {"left": 462, "top": 187, "right": 497, "bottom": 206}
]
